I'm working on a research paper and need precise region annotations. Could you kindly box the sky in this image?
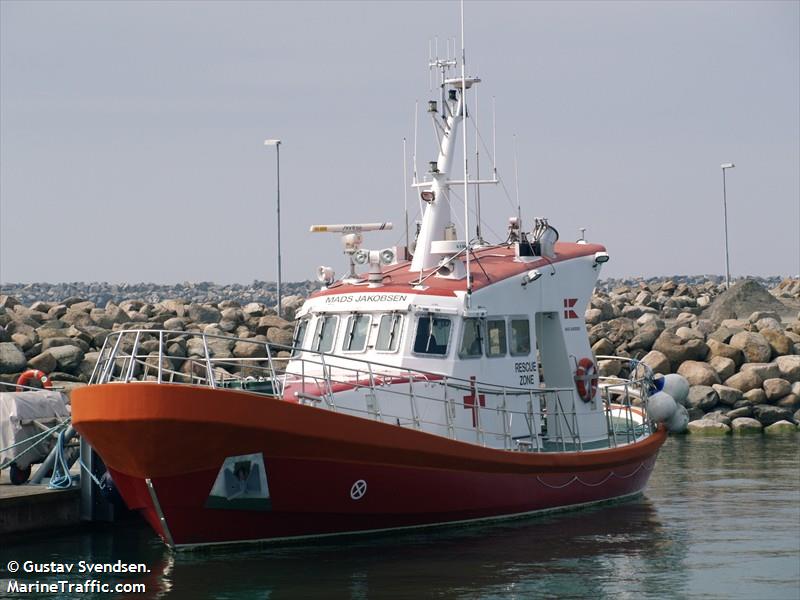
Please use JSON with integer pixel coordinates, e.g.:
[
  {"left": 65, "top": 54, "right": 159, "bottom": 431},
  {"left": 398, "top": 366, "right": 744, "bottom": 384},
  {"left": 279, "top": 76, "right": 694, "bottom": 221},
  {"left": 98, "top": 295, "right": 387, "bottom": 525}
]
[{"left": 1, "top": 0, "right": 798, "bottom": 284}]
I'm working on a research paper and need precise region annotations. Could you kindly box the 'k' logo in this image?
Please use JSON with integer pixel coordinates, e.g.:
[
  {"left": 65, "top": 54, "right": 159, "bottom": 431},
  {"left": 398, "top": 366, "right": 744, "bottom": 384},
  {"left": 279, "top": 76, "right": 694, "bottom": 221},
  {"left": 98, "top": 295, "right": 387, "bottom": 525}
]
[{"left": 564, "top": 298, "right": 579, "bottom": 319}]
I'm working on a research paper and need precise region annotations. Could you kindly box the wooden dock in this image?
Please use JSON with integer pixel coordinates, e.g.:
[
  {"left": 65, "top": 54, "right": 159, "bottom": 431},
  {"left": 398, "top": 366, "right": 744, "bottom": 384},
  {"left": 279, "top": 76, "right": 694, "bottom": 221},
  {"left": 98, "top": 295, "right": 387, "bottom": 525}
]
[{"left": 0, "top": 471, "right": 80, "bottom": 536}]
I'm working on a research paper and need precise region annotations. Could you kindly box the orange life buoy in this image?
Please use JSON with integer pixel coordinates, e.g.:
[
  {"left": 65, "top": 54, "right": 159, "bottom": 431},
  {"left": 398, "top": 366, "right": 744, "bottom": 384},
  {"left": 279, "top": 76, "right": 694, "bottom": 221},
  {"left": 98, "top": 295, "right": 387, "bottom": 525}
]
[
  {"left": 574, "top": 357, "right": 598, "bottom": 403},
  {"left": 16, "top": 369, "right": 52, "bottom": 392}
]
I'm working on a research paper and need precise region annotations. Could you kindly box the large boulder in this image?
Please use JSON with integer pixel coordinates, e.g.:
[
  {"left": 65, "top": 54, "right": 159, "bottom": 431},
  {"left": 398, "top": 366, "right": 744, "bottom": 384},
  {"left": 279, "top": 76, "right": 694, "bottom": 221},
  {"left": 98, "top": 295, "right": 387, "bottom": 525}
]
[
  {"left": 686, "top": 385, "right": 719, "bottom": 411},
  {"left": 639, "top": 350, "right": 671, "bottom": 375},
  {"left": 752, "top": 404, "right": 794, "bottom": 426},
  {"left": 703, "top": 279, "right": 788, "bottom": 323},
  {"left": 706, "top": 339, "right": 744, "bottom": 367},
  {"left": 687, "top": 420, "right": 730, "bottom": 435},
  {"left": 763, "top": 378, "right": 791, "bottom": 402},
  {"left": 256, "top": 315, "right": 292, "bottom": 335},
  {"left": 27, "top": 351, "right": 57, "bottom": 373},
  {"left": 709, "top": 355, "right": 736, "bottom": 381},
  {"left": 759, "top": 329, "right": 792, "bottom": 357},
  {"left": 677, "top": 361, "right": 720, "bottom": 386},
  {"left": 712, "top": 384, "right": 743, "bottom": 407},
  {"left": 0, "top": 342, "right": 27, "bottom": 374},
  {"left": 186, "top": 304, "right": 222, "bottom": 324},
  {"left": 731, "top": 417, "right": 763, "bottom": 434},
  {"left": 723, "top": 370, "right": 762, "bottom": 393},
  {"left": 764, "top": 420, "right": 798, "bottom": 434},
  {"left": 280, "top": 295, "right": 306, "bottom": 321},
  {"left": 740, "top": 362, "right": 781, "bottom": 382},
  {"left": 46, "top": 345, "right": 85, "bottom": 374},
  {"left": 743, "top": 388, "right": 767, "bottom": 405},
  {"left": 775, "top": 355, "right": 800, "bottom": 382},
  {"left": 729, "top": 331, "right": 772, "bottom": 364},
  {"left": 266, "top": 327, "right": 294, "bottom": 347},
  {"left": 652, "top": 331, "right": 708, "bottom": 371}
]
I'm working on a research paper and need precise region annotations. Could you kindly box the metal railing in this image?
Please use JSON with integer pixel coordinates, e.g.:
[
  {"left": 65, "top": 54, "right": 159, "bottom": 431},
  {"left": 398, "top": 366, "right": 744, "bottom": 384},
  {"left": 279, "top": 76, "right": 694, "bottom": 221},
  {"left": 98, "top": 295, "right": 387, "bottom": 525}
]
[{"left": 89, "top": 330, "right": 653, "bottom": 452}]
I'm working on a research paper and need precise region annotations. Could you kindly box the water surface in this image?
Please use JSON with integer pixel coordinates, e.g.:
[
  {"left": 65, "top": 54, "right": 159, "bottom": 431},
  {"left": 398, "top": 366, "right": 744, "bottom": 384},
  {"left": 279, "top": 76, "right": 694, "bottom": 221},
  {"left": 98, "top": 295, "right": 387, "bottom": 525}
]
[{"left": 2, "top": 434, "right": 798, "bottom": 599}]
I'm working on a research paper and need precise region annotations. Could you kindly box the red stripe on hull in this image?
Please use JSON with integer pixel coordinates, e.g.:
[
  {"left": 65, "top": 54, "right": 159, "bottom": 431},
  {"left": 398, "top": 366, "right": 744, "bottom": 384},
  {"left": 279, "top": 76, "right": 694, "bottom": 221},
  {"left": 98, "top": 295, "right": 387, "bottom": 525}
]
[{"left": 110, "top": 454, "right": 657, "bottom": 547}]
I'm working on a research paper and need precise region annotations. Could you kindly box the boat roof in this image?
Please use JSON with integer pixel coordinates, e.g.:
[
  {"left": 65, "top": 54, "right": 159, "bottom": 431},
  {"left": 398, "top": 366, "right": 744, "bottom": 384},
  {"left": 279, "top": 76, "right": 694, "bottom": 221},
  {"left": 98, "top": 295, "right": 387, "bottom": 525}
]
[{"left": 310, "top": 241, "right": 606, "bottom": 300}]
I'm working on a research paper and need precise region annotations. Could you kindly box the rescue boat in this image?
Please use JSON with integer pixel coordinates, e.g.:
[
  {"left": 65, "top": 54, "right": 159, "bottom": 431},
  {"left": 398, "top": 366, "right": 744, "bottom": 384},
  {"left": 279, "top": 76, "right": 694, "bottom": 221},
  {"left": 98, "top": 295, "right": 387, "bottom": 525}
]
[{"left": 71, "top": 24, "right": 688, "bottom": 549}]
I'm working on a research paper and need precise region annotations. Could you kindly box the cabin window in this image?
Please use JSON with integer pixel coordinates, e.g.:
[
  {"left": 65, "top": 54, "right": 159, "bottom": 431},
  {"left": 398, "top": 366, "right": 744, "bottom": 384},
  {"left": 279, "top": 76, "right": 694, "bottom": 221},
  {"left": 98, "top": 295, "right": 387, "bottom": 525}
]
[
  {"left": 311, "top": 315, "right": 339, "bottom": 353},
  {"left": 291, "top": 317, "right": 309, "bottom": 357},
  {"left": 458, "top": 318, "right": 483, "bottom": 358},
  {"left": 342, "top": 314, "right": 371, "bottom": 352},
  {"left": 509, "top": 318, "right": 531, "bottom": 356},
  {"left": 486, "top": 319, "right": 507, "bottom": 357},
  {"left": 413, "top": 314, "right": 451, "bottom": 356},
  {"left": 376, "top": 314, "right": 403, "bottom": 352}
]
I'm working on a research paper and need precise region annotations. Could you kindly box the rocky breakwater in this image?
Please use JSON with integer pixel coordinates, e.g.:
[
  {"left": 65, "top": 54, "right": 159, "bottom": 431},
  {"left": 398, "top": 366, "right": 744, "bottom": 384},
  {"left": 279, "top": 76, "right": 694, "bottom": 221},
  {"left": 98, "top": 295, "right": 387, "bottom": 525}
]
[
  {"left": 0, "top": 293, "right": 309, "bottom": 394},
  {"left": 588, "top": 279, "right": 800, "bottom": 435}
]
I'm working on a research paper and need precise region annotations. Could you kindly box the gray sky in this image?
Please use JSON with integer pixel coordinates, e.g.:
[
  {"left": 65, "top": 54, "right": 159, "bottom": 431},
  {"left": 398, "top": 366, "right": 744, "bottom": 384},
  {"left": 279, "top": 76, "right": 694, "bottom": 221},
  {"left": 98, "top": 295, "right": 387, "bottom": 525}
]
[{"left": 1, "top": 0, "right": 798, "bottom": 284}]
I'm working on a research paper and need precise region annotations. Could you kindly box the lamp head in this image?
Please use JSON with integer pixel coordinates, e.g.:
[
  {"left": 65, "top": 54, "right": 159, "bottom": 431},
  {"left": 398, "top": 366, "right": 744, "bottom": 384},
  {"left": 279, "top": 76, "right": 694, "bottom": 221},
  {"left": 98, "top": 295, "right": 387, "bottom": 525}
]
[
  {"left": 264, "top": 139, "right": 282, "bottom": 146},
  {"left": 721, "top": 162, "right": 734, "bottom": 169}
]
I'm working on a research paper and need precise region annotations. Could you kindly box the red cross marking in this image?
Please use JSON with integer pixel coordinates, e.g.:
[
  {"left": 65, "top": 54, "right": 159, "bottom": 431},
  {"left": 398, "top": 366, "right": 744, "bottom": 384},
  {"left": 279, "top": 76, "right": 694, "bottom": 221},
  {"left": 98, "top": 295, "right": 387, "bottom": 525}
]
[
  {"left": 463, "top": 376, "right": 486, "bottom": 427},
  {"left": 564, "top": 298, "right": 579, "bottom": 319}
]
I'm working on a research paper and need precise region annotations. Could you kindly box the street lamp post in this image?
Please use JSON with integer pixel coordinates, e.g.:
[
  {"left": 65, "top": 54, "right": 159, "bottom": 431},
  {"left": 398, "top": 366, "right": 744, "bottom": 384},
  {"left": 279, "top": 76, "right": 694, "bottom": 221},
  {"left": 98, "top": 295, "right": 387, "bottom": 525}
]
[
  {"left": 265, "top": 139, "right": 282, "bottom": 317},
  {"left": 721, "top": 162, "right": 735, "bottom": 289}
]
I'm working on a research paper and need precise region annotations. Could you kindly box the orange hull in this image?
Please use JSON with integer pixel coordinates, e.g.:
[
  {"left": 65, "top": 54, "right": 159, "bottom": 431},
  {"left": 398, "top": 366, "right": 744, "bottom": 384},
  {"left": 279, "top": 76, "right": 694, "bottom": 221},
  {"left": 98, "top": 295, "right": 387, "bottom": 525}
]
[{"left": 72, "top": 383, "right": 666, "bottom": 547}]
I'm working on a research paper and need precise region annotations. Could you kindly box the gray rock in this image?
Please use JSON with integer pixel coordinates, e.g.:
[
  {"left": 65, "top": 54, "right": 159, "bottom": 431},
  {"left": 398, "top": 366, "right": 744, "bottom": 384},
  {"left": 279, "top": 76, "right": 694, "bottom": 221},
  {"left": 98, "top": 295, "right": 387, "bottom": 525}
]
[
  {"left": 27, "top": 351, "right": 57, "bottom": 373},
  {"left": 233, "top": 338, "right": 268, "bottom": 359},
  {"left": 686, "top": 385, "right": 719, "bottom": 411},
  {"left": 709, "top": 355, "right": 736, "bottom": 381},
  {"left": 242, "top": 302, "right": 268, "bottom": 318},
  {"left": 163, "top": 317, "right": 186, "bottom": 331},
  {"left": 687, "top": 407, "right": 706, "bottom": 421},
  {"left": 0, "top": 342, "right": 27, "bottom": 374},
  {"left": 729, "top": 331, "right": 773, "bottom": 364},
  {"left": 598, "top": 359, "right": 621, "bottom": 377},
  {"left": 776, "top": 394, "right": 800, "bottom": 411},
  {"left": 763, "top": 378, "right": 791, "bottom": 402},
  {"left": 626, "top": 325, "right": 661, "bottom": 352},
  {"left": 724, "top": 369, "right": 763, "bottom": 393},
  {"left": 687, "top": 420, "right": 730, "bottom": 435},
  {"left": 0, "top": 326, "right": 9, "bottom": 343},
  {"left": 712, "top": 384, "right": 743, "bottom": 407},
  {"left": 256, "top": 315, "right": 292, "bottom": 335},
  {"left": 41, "top": 336, "right": 89, "bottom": 353},
  {"left": 11, "top": 333, "right": 35, "bottom": 351},
  {"left": 60, "top": 309, "right": 94, "bottom": 328},
  {"left": 639, "top": 350, "right": 671, "bottom": 375},
  {"left": 708, "top": 325, "right": 742, "bottom": 343},
  {"left": 743, "top": 388, "right": 767, "bottom": 405},
  {"left": 280, "top": 295, "right": 306, "bottom": 321},
  {"left": 220, "top": 307, "right": 245, "bottom": 323},
  {"left": 703, "top": 411, "right": 731, "bottom": 426},
  {"left": 748, "top": 310, "right": 782, "bottom": 324},
  {"left": 585, "top": 308, "right": 604, "bottom": 325},
  {"left": 77, "top": 352, "right": 101, "bottom": 381},
  {"left": 752, "top": 404, "right": 794, "bottom": 426},
  {"left": 775, "top": 355, "right": 800, "bottom": 382},
  {"left": 186, "top": 304, "right": 222, "bottom": 324},
  {"left": 677, "top": 361, "right": 720, "bottom": 386},
  {"left": 726, "top": 405, "right": 754, "bottom": 420},
  {"left": 731, "top": 417, "right": 763, "bottom": 433},
  {"left": 266, "top": 327, "right": 294, "bottom": 347},
  {"left": 652, "top": 331, "right": 708, "bottom": 371},
  {"left": 760, "top": 329, "right": 793, "bottom": 357},
  {"left": 675, "top": 326, "right": 705, "bottom": 342},
  {"left": 740, "top": 362, "right": 781, "bottom": 382},
  {"left": 754, "top": 317, "right": 782, "bottom": 332},
  {"left": 591, "top": 338, "right": 615, "bottom": 356},
  {"left": 46, "top": 345, "right": 85, "bottom": 374},
  {"left": 764, "top": 420, "right": 797, "bottom": 434}
]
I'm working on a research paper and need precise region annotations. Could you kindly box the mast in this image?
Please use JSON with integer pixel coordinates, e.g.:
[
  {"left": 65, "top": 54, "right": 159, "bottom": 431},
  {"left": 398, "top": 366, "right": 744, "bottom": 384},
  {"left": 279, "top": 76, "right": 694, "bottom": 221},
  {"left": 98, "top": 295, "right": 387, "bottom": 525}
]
[{"left": 461, "top": 0, "right": 471, "bottom": 302}]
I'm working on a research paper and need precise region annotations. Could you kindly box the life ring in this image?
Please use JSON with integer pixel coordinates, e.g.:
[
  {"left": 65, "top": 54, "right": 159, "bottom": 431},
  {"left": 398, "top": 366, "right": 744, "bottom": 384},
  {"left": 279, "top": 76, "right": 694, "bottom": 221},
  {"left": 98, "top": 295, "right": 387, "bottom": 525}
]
[
  {"left": 16, "top": 369, "right": 52, "bottom": 392},
  {"left": 574, "top": 358, "right": 598, "bottom": 403}
]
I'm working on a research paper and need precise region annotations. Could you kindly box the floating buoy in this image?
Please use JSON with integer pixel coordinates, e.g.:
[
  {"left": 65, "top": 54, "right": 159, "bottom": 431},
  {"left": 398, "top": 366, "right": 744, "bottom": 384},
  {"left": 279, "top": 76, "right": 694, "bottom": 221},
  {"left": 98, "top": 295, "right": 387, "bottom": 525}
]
[
  {"left": 666, "top": 403, "right": 690, "bottom": 433},
  {"left": 16, "top": 369, "right": 52, "bottom": 392},
  {"left": 661, "top": 374, "right": 690, "bottom": 406},
  {"left": 648, "top": 391, "right": 678, "bottom": 423}
]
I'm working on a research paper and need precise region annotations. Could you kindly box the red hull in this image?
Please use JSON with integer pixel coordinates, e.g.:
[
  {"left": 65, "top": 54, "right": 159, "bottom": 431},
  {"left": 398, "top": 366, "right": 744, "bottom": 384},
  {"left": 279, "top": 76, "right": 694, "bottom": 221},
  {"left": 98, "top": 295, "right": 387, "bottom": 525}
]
[{"left": 72, "top": 383, "right": 666, "bottom": 548}]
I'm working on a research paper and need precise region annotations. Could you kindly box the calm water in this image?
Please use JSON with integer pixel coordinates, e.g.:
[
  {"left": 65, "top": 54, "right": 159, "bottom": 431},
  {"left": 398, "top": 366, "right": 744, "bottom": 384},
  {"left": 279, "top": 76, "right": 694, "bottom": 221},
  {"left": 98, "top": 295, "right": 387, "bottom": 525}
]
[{"left": 2, "top": 434, "right": 798, "bottom": 599}]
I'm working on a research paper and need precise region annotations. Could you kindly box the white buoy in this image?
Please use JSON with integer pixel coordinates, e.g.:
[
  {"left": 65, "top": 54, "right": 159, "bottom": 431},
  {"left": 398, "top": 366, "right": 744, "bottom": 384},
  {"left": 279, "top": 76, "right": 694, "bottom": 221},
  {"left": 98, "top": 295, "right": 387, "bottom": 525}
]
[
  {"left": 661, "top": 374, "right": 690, "bottom": 406},
  {"left": 666, "top": 404, "right": 690, "bottom": 433},
  {"left": 648, "top": 391, "right": 678, "bottom": 423}
]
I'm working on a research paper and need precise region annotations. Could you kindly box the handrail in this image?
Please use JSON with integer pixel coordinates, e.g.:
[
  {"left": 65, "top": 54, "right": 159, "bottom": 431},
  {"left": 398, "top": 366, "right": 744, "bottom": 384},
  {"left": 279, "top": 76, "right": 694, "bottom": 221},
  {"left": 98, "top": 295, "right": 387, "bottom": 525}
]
[{"left": 88, "top": 328, "right": 653, "bottom": 452}]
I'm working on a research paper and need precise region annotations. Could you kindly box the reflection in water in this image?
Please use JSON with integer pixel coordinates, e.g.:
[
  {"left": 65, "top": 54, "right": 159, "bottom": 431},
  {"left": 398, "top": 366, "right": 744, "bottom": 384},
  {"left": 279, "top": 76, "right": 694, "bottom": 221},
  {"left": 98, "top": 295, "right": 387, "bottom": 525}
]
[{"left": 1, "top": 434, "right": 797, "bottom": 599}]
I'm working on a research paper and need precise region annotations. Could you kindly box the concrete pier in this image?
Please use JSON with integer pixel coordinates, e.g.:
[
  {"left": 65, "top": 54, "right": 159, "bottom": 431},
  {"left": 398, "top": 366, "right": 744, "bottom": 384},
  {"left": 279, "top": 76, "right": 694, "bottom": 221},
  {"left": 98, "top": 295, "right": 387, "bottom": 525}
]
[{"left": 0, "top": 471, "right": 80, "bottom": 536}]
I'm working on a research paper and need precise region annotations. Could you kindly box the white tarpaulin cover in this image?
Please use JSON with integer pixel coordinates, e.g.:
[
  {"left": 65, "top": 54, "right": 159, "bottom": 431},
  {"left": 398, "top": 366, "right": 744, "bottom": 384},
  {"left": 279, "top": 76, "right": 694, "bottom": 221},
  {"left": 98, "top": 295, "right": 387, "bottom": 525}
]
[{"left": 0, "top": 391, "right": 70, "bottom": 469}]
